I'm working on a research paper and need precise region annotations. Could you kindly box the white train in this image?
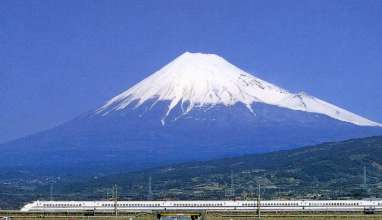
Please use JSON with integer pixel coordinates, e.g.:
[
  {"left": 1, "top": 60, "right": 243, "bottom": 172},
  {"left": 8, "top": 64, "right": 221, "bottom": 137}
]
[{"left": 21, "top": 200, "right": 382, "bottom": 213}]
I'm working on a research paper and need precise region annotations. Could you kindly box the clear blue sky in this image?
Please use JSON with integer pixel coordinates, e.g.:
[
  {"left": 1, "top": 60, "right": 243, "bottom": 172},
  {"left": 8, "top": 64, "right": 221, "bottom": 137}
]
[{"left": 1, "top": 0, "right": 381, "bottom": 143}]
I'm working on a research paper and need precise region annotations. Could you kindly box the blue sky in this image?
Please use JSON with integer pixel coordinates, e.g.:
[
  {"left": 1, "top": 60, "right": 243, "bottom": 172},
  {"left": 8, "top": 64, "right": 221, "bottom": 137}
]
[{"left": 1, "top": 0, "right": 381, "bottom": 143}]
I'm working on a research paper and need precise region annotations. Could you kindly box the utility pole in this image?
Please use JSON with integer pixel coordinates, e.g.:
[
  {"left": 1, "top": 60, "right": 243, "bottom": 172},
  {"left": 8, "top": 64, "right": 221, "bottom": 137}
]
[
  {"left": 148, "top": 176, "right": 153, "bottom": 200},
  {"left": 230, "top": 170, "right": 235, "bottom": 199},
  {"left": 50, "top": 182, "right": 54, "bottom": 201},
  {"left": 256, "top": 184, "right": 261, "bottom": 219},
  {"left": 363, "top": 166, "right": 367, "bottom": 187},
  {"left": 113, "top": 184, "right": 118, "bottom": 216},
  {"left": 363, "top": 166, "right": 370, "bottom": 196}
]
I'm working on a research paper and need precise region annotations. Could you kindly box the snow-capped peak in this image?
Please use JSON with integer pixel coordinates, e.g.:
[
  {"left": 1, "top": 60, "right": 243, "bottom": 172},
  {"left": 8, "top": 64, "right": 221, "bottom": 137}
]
[{"left": 96, "top": 52, "right": 381, "bottom": 127}]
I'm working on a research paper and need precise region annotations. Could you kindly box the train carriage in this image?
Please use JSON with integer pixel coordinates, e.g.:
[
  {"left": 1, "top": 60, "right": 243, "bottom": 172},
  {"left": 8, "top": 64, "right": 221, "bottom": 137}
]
[{"left": 21, "top": 200, "right": 382, "bottom": 213}]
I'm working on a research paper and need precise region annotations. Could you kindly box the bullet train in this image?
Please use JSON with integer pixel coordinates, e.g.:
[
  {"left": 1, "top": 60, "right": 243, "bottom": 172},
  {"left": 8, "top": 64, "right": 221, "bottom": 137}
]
[{"left": 21, "top": 200, "right": 382, "bottom": 213}]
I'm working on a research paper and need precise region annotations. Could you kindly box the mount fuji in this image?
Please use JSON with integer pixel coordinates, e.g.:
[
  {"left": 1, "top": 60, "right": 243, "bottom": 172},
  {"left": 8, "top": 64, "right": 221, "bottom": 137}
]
[{"left": 1, "top": 52, "right": 381, "bottom": 174}]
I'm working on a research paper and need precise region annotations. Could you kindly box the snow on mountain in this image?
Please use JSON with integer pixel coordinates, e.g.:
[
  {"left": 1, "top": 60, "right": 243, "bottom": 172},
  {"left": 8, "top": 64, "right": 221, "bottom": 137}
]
[{"left": 96, "top": 52, "right": 381, "bottom": 127}]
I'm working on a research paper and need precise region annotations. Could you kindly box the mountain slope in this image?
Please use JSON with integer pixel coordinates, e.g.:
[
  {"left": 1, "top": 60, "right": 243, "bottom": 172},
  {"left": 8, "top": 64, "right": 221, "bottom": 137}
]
[
  {"left": 0, "top": 52, "right": 381, "bottom": 174},
  {"left": 2, "top": 135, "right": 381, "bottom": 209},
  {"left": 54, "top": 136, "right": 382, "bottom": 201}
]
